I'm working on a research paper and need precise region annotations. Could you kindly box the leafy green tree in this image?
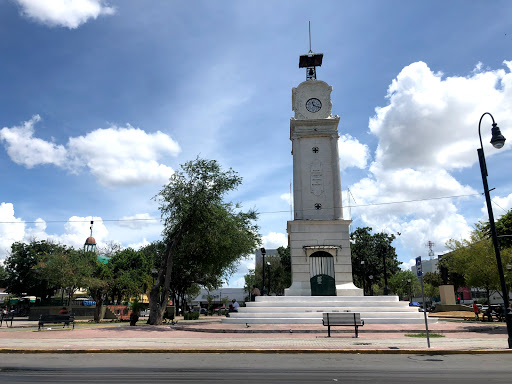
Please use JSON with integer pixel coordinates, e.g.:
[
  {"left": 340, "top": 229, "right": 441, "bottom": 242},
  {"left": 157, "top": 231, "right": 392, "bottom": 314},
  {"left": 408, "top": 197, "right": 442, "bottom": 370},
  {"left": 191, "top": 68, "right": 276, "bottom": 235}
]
[
  {"left": 244, "top": 246, "right": 291, "bottom": 296},
  {"left": 446, "top": 228, "right": 512, "bottom": 304},
  {"left": 423, "top": 272, "right": 442, "bottom": 288},
  {"left": 109, "top": 248, "right": 152, "bottom": 303},
  {"left": 3, "top": 241, "right": 63, "bottom": 298},
  {"left": 0, "top": 264, "right": 7, "bottom": 287},
  {"left": 39, "top": 248, "right": 95, "bottom": 305},
  {"left": 480, "top": 209, "right": 512, "bottom": 250},
  {"left": 149, "top": 158, "right": 261, "bottom": 324},
  {"left": 388, "top": 270, "right": 420, "bottom": 299},
  {"left": 350, "top": 227, "right": 401, "bottom": 295}
]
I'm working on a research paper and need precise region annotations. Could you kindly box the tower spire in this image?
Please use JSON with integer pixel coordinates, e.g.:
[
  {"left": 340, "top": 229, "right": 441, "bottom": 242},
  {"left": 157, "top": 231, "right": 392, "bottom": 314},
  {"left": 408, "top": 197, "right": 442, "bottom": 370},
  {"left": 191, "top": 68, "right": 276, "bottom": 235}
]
[{"left": 299, "top": 22, "right": 323, "bottom": 80}]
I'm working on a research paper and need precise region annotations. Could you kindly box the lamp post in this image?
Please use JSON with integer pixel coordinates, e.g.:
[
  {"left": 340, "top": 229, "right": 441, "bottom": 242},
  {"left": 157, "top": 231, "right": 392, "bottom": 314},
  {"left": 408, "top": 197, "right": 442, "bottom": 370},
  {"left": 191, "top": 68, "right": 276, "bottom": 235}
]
[
  {"left": 260, "top": 248, "right": 266, "bottom": 295},
  {"left": 361, "top": 260, "right": 366, "bottom": 296},
  {"left": 407, "top": 279, "right": 412, "bottom": 304},
  {"left": 477, "top": 112, "right": 511, "bottom": 349},
  {"left": 381, "top": 245, "right": 389, "bottom": 295},
  {"left": 267, "top": 261, "right": 271, "bottom": 296},
  {"left": 368, "top": 275, "right": 373, "bottom": 296}
]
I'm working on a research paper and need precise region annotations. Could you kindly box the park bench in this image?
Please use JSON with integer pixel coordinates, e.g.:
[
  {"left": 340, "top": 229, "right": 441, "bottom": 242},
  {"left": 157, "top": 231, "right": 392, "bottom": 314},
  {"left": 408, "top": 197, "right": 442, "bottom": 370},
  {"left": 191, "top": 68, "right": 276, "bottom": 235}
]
[
  {"left": 38, "top": 314, "right": 75, "bottom": 331},
  {"left": 322, "top": 312, "right": 364, "bottom": 338},
  {"left": 1, "top": 312, "right": 14, "bottom": 327}
]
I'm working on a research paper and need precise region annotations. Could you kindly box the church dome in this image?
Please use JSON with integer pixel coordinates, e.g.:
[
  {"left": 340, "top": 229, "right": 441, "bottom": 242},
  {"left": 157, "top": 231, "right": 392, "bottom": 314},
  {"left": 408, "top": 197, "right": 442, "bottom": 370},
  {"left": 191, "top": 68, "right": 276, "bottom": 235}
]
[{"left": 85, "top": 236, "right": 96, "bottom": 245}]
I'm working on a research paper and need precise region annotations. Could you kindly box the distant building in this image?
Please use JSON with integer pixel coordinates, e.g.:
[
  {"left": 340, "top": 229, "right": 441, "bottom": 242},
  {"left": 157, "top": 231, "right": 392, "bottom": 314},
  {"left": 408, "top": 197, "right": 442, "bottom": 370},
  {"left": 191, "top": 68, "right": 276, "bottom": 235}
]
[{"left": 411, "top": 257, "right": 438, "bottom": 276}]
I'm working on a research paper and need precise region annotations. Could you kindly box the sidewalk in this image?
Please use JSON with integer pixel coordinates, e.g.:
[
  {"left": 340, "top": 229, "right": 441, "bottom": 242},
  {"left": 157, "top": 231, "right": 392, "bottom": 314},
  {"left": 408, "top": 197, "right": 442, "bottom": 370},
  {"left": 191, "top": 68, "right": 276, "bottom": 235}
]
[{"left": 0, "top": 318, "right": 510, "bottom": 354}]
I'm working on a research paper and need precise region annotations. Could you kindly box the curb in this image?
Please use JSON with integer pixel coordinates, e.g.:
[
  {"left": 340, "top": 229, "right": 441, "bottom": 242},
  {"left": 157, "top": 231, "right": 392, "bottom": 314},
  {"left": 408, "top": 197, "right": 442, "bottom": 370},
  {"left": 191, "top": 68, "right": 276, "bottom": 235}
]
[{"left": 0, "top": 348, "right": 511, "bottom": 354}]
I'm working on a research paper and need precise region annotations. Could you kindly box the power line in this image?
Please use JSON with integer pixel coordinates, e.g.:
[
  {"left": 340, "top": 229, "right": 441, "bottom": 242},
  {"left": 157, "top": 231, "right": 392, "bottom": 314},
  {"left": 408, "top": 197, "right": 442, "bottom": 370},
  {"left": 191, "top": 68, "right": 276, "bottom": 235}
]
[{"left": 0, "top": 192, "right": 503, "bottom": 224}]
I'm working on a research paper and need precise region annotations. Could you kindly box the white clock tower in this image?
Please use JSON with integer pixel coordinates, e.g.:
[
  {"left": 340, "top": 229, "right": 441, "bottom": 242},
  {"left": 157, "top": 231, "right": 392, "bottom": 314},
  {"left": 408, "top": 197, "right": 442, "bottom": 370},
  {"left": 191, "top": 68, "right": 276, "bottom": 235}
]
[{"left": 285, "top": 51, "right": 362, "bottom": 297}]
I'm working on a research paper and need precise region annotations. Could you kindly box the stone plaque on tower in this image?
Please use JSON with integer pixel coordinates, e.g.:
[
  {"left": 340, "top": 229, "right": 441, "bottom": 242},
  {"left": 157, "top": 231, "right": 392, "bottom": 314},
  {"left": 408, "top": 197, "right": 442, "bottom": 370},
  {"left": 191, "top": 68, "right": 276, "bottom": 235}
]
[{"left": 285, "top": 51, "right": 363, "bottom": 297}]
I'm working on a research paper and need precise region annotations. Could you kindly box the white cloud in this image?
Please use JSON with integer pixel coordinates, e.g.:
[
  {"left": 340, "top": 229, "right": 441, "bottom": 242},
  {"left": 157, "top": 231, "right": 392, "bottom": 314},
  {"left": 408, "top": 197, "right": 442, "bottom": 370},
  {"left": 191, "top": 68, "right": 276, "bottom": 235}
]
[
  {"left": 262, "top": 232, "right": 287, "bottom": 249},
  {"left": 126, "top": 238, "right": 151, "bottom": 250},
  {"left": 15, "top": 0, "right": 115, "bottom": 29},
  {"left": 0, "top": 115, "right": 67, "bottom": 168},
  {"left": 117, "top": 213, "right": 158, "bottom": 229},
  {"left": 0, "top": 118, "right": 181, "bottom": 187},
  {"left": 0, "top": 203, "right": 26, "bottom": 260},
  {"left": 0, "top": 209, "right": 111, "bottom": 261},
  {"left": 348, "top": 60, "right": 512, "bottom": 259},
  {"left": 68, "top": 124, "right": 180, "bottom": 186},
  {"left": 369, "top": 61, "right": 512, "bottom": 171},
  {"left": 481, "top": 192, "right": 512, "bottom": 219},
  {"left": 339, "top": 134, "right": 370, "bottom": 171}
]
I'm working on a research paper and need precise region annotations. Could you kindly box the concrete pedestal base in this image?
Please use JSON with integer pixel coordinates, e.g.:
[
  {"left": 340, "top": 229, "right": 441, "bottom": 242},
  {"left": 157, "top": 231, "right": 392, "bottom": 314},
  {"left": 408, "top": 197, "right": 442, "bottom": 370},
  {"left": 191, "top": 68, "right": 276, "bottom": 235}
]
[
  {"left": 336, "top": 282, "right": 364, "bottom": 296},
  {"left": 439, "top": 285, "right": 456, "bottom": 305}
]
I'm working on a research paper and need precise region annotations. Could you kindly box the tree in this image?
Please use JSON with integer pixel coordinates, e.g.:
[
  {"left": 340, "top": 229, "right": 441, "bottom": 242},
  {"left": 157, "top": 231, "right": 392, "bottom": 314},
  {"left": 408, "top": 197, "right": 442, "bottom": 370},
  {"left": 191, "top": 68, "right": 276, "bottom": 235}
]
[
  {"left": 109, "top": 248, "right": 152, "bottom": 303},
  {"left": 39, "top": 248, "right": 95, "bottom": 305},
  {"left": 445, "top": 228, "right": 512, "bottom": 304},
  {"left": 244, "top": 246, "right": 291, "bottom": 296},
  {"left": 350, "top": 227, "right": 401, "bottom": 295},
  {"left": 3, "top": 241, "right": 63, "bottom": 298},
  {"left": 480, "top": 209, "right": 512, "bottom": 250},
  {"left": 388, "top": 270, "right": 419, "bottom": 299},
  {"left": 0, "top": 264, "right": 7, "bottom": 287},
  {"left": 149, "top": 158, "right": 261, "bottom": 325}
]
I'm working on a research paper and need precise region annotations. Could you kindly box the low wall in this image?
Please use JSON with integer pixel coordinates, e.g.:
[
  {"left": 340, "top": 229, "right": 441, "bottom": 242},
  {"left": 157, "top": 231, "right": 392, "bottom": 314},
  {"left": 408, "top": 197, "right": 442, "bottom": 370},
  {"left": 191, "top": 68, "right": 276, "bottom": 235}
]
[
  {"left": 28, "top": 306, "right": 103, "bottom": 320},
  {"left": 435, "top": 304, "right": 471, "bottom": 312}
]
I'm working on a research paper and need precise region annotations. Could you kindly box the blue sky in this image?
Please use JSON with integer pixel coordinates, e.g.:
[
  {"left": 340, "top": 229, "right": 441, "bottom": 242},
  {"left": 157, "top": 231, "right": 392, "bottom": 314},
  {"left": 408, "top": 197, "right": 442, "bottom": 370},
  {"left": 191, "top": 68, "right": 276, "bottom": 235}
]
[{"left": 1, "top": 0, "right": 512, "bottom": 288}]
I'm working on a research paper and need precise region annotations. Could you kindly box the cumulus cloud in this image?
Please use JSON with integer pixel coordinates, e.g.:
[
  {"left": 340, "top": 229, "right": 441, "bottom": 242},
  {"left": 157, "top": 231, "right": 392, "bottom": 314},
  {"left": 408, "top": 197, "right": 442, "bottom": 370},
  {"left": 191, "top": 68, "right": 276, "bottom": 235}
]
[
  {"left": 481, "top": 192, "right": 512, "bottom": 219},
  {"left": 339, "top": 134, "right": 370, "bottom": 171},
  {"left": 117, "top": 213, "right": 158, "bottom": 229},
  {"left": 349, "top": 60, "right": 512, "bottom": 258},
  {"left": 15, "top": 0, "right": 115, "bottom": 29},
  {"left": 0, "top": 203, "right": 26, "bottom": 260},
  {"left": 0, "top": 117, "right": 181, "bottom": 187},
  {"left": 262, "top": 232, "right": 287, "bottom": 249},
  {"left": 0, "top": 115, "right": 67, "bottom": 168},
  {"left": 0, "top": 208, "right": 111, "bottom": 260}
]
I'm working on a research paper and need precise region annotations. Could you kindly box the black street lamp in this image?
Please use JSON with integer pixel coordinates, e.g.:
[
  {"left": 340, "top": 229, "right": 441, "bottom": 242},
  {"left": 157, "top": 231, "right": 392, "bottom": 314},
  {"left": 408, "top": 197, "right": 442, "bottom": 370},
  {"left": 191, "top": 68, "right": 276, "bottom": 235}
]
[
  {"left": 267, "top": 261, "right": 271, "bottom": 296},
  {"left": 381, "top": 245, "right": 389, "bottom": 295},
  {"left": 368, "top": 275, "right": 373, "bottom": 296},
  {"left": 361, "top": 260, "right": 366, "bottom": 296},
  {"left": 407, "top": 278, "right": 412, "bottom": 304},
  {"left": 260, "top": 248, "right": 266, "bottom": 295},
  {"left": 477, "top": 112, "right": 511, "bottom": 348}
]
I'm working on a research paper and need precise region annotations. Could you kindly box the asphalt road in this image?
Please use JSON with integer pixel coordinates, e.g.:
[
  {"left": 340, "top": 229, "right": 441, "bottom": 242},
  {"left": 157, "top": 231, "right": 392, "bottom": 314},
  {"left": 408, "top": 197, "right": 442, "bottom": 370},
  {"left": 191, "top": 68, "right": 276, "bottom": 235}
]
[{"left": 0, "top": 353, "right": 510, "bottom": 383}]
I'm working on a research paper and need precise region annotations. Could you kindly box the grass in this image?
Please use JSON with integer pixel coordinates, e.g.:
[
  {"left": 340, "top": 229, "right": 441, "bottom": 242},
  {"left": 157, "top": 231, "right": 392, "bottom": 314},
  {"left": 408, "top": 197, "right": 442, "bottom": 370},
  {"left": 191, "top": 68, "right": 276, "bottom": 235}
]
[{"left": 405, "top": 333, "right": 445, "bottom": 338}]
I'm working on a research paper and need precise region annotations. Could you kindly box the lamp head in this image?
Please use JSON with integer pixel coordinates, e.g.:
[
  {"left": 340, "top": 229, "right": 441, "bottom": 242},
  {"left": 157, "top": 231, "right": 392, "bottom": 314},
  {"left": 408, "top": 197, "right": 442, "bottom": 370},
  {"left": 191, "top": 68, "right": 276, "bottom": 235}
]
[
  {"left": 260, "top": 247, "right": 266, "bottom": 255},
  {"left": 490, "top": 123, "right": 506, "bottom": 149}
]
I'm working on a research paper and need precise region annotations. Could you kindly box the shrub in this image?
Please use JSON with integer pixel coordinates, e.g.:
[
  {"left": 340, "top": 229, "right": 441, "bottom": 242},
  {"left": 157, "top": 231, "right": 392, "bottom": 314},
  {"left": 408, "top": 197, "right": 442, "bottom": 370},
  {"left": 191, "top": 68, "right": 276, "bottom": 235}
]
[{"left": 184, "top": 311, "right": 200, "bottom": 320}]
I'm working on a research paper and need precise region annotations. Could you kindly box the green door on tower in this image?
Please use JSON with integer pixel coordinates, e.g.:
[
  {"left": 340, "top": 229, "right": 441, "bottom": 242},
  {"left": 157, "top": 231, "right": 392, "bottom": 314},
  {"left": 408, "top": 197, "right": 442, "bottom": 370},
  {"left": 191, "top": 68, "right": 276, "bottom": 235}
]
[{"left": 309, "top": 251, "right": 336, "bottom": 296}]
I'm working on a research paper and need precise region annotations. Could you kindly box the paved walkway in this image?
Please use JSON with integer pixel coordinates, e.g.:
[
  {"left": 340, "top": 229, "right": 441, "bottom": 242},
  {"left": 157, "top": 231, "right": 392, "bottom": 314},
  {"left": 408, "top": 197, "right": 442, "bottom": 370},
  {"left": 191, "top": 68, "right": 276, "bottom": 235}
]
[{"left": 0, "top": 318, "right": 510, "bottom": 354}]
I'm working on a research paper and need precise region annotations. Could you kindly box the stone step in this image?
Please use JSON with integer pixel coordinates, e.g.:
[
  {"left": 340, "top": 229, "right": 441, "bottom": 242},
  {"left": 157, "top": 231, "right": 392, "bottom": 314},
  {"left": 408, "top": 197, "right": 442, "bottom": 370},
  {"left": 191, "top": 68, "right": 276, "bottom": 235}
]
[
  {"left": 246, "top": 302, "right": 412, "bottom": 308},
  {"left": 254, "top": 296, "right": 400, "bottom": 303},
  {"left": 241, "top": 306, "right": 418, "bottom": 313},
  {"left": 223, "top": 317, "right": 436, "bottom": 325},
  {"left": 228, "top": 311, "right": 424, "bottom": 319}
]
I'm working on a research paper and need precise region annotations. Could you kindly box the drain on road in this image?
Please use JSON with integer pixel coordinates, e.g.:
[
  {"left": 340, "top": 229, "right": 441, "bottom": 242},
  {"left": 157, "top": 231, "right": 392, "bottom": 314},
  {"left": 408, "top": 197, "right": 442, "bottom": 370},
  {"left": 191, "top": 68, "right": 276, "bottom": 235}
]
[{"left": 353, "top": 342, "right": 372, "bottom": 345}]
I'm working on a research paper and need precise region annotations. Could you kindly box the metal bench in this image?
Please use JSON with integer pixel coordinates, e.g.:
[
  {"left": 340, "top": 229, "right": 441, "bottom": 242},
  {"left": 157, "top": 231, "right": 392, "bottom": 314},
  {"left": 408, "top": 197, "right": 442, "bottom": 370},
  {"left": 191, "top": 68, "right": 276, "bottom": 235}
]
[
  {"left": 38, "top": 314, "right": 75, "bottom": 331},
  {"left": 322, "top": 312, "right": 364, "bottom": 338},
  {"left": 0, "top": 312, "right": 14, "bottom": 327}
]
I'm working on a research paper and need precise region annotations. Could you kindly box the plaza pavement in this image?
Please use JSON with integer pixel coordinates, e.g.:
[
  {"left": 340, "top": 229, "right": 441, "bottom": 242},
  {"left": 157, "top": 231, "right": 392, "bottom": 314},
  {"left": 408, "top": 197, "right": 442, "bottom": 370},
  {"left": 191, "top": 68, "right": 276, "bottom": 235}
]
[{"left": 0, "top": 317, "right": 511, "bottom": 354}]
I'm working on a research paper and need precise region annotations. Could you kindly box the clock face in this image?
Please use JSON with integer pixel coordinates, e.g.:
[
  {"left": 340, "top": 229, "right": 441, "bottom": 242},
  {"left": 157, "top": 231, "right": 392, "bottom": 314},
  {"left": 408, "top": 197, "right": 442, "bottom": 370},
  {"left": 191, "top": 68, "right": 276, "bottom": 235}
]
[{"left": 306, "top": 98, "right": 322, "bottom": 113}]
